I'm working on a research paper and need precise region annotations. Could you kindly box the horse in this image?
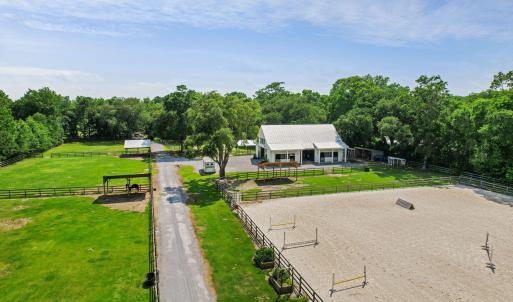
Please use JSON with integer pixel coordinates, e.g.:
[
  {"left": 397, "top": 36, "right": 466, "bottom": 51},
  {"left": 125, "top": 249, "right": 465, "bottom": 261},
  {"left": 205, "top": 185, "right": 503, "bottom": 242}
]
[{"left": 126, "top": 183, "right": 140, "bottom": 193}]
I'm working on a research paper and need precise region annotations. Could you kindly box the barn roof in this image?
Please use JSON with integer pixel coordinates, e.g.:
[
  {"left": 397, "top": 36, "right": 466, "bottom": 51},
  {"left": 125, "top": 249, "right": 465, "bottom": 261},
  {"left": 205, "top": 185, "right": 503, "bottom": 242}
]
[
  {"left": 124, "top": 139, "right": 151, "bottom": 149},
  {"left": 260, "top": 124, "right": 348, "bottom": 150}
]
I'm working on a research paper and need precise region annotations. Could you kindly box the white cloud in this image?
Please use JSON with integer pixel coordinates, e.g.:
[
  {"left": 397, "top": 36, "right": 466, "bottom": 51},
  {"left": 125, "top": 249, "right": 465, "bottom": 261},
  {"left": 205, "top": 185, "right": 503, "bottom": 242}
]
[
  {"left": 0, "top": 66, "right": 99, "bottom": 79},
  {"left": 1, "top": 0, "right": 512, "bottom": 44}
]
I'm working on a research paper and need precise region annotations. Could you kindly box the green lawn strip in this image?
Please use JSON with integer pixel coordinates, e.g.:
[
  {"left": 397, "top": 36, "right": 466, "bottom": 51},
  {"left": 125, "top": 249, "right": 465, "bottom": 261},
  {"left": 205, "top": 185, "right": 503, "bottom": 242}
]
[
  {"left": 180, "top": 166, "right": 279, "bottom": 302},
  {"left": 0, "top": 197, "right": 148, "bottom": 302},
  {"left": 238, "top": 166, "right": 449, "bottom": 200},
  {"left": 0, "top": 157, "right": 149, "bottom": 189},
  {"left": 44, "top": 141, "right": 125, "bottom": 154}
]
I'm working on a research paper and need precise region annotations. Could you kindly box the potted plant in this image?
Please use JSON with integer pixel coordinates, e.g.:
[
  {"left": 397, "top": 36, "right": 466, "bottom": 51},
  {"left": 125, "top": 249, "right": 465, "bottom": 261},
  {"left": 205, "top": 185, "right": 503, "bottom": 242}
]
[
  {"left": 253, "top": 247, "right": 274, "bottom": 269},
  {"left": 269, "top": 267, "right": 293, "bottom": 294}
]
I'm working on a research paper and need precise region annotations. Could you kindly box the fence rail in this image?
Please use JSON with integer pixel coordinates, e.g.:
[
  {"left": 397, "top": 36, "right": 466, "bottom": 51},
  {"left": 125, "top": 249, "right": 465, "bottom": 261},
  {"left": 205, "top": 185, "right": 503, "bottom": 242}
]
[
  {"left": 0, "top": 152, "right": 43, "bottom": 167},
  {"left": 238, "top": 177, "right": 457, "bottom": 201},
  {"left": 219, "top": 187, "right": 324, "bottom": 302},
  {"left": 459, "top": 176, "right": 512, "bottom": 196},
  {"left": 49, "top": 150, "right": 150, "bottom": 158},
  {"left": 0, "top": 184, "right": 150, "bottom": 199},
  {"left": 461, "top": 172, "right": 513, "bottom": 186},
  {"left": 227, "top": 166, "right": 354, "bottom": 181},
  {"left": 401, "top": 160, "right": 457, "bottom": 175},
  {"left": 147, "top": 153, "right": 159, "bottom": 302}
]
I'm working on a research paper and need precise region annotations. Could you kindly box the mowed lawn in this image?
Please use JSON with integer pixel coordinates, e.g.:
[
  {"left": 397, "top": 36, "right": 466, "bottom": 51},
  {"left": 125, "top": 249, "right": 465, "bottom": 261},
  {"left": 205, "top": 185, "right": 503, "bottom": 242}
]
[
  {"left": 44, "top": 141, "right": 124, "bottom": 154},
  {"left": 299, "top": 166, "right": 445, "bottom": 186},
  {"left": 180, "top": 166, "right": 279, "bottom": 302},
  {"left": 241, "top": 166, "right": 447, "bottom": 193},
  {"left": 0, "top": 197, "right": 148, "bottom": 302},
  {"left": 0, "top": 157, "right": 149, "bottom": 189}
]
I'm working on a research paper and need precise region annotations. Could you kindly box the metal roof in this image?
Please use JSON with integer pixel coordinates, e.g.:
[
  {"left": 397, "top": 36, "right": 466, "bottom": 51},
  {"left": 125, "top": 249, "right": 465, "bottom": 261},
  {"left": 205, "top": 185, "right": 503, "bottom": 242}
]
[
  {"left": 313, "top": 142, "right": 345, "bottom": 149},
  {"left": 124, "top": 139, "right": 151, "bottom": 149},
  {"left": 260, "top": 124, "right": 348, "bottom": 150},
  {"left": 267, "top": 143, "right": 304, "bottom": 151}
]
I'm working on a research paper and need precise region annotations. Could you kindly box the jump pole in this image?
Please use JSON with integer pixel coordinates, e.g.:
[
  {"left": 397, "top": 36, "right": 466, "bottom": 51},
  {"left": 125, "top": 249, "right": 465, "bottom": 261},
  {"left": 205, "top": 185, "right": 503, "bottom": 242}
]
[
  {"left": 330, "top": 266, "right": 367, "bottom": 296},
  {"left": 270, "top": 215, "right": 296, "bottom": 231}
]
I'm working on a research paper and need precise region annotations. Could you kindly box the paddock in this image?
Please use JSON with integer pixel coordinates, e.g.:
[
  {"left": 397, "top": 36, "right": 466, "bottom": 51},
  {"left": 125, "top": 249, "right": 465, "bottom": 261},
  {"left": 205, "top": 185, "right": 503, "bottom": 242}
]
[{"left": 241, "top": 186, "right": 513, "bottom": 301}]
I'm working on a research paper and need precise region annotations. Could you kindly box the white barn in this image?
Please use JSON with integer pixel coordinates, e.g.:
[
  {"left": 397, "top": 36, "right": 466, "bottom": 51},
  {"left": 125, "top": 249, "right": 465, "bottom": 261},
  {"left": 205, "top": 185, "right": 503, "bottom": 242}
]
[{"left": 256, "top": 124, "right": 349, "bottom": 164}]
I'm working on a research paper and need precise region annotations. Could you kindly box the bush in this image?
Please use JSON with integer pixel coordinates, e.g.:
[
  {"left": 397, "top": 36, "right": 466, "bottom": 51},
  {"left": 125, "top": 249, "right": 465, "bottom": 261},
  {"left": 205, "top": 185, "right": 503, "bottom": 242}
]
[
  {"left": 253, "top": 247, "right": 274, "bottom": 265},
  {"left": 183, "top": 148, "right": 197, "bottom": 159},
  {"left": 364, "top": 167, "right": 370, "bottom": 172},
  {"left": 271, "top": 267, "right": 291, "bottom": 286}
]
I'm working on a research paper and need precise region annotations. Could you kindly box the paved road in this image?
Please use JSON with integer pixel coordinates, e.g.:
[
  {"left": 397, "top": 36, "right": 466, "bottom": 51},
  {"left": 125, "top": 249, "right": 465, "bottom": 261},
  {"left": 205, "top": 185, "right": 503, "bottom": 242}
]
[{"left": 153, "top": 143, "right": 214, "bottom": 302}]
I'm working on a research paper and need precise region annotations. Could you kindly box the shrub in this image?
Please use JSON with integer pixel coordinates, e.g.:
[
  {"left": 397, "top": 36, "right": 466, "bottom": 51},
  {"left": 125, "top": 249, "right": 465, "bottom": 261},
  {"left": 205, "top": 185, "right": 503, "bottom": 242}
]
[
  {"left": 271, "top": 267, "right": 291, "bottom": 286},
  {"left": 253, "top": 247, "right": 274, "bottom": 265},
  {"left": 364, "top": 167, "right": 370, "bottom": 172}
]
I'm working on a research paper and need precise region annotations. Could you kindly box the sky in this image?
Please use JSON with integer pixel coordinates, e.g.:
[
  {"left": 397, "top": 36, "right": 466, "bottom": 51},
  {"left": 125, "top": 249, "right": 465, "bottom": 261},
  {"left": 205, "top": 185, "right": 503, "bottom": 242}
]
[{"left": 0, "top": 0, "right": 512, "bottom": 99}]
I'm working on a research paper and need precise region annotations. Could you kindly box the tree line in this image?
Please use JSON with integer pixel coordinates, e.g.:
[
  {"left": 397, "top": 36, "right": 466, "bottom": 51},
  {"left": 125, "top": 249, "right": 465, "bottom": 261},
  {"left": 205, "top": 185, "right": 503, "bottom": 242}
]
[{"left": 0, "top": 72, "right": 512, "bottom": 179}]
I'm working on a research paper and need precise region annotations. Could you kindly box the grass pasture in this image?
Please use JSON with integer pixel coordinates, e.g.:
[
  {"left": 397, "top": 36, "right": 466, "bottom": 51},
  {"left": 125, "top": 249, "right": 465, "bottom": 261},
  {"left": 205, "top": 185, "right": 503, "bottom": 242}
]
[
  {"left": 0, "top": 156, "right": 149, "bottom": 189},
  {"left": 44, "top": 141, "right": 124, "bottom": 154},
  {"left": 0, "top": 197, "right": 149, "bottom": 302},
  {"left": 237, "top": 166, "right": 446, "bottom": 195}
]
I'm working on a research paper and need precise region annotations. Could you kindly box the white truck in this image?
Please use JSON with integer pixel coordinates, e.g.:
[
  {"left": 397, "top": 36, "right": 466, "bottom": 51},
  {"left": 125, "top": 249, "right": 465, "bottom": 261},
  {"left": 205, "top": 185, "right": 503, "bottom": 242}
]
[{"left": 203, "top": 157, "right": 216, "bottom": 173}]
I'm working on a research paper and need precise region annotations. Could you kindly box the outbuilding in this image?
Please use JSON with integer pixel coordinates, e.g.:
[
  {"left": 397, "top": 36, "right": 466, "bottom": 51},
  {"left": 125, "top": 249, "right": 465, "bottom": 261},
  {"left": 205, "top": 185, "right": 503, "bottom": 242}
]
[
  {"left": 124, "top": 139, "right": 152, "bottom": 153},
  {"left": 255, "top": 124, "right": 349, "bottom": 164}
]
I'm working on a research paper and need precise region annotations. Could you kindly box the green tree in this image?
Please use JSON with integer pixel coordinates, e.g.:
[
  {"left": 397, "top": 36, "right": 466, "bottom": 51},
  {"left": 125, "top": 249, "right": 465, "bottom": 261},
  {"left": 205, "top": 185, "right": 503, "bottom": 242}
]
[
  {"left": 410, "top": 75, "right": 448, "bottom": 168},
  {"left": 14, "top": 120, "right": 35, "bottom": 154},
  {"left": 12, "top": 87, "right": 65, "bottom": 119},
  {"left": 0, "top": 89, "right": 12, "bottom": 109},
  {"left": 0, "top": 106, "right": 17, "bottom": 159},
  {"left": 377, "top": 116, "right": 412, "bottom": 154},
  {"left": 490, "top": 71, "right": 513, "bottom": 91},
  {"left": 187, "top": 92, "right": 236, "bottom": 177},
  {"left": 157, "top": 85, "right": 196, "bottom": 150},
  {"left": 334, "top": 109, "right": 373, "bottom": 147}
]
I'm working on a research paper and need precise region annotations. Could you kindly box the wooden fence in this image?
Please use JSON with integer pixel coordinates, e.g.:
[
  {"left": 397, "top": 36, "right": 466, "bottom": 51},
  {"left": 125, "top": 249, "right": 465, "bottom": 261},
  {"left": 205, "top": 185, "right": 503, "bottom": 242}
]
[
  {"left": 49, "top": 150, "right": 150, "bottom": 158},
  {"left": 0, "top": 184, "right": 150, "bottom": 199},
  {"left": 147, "top": 153, "right": 159, "bottom": 302},
  {"left": 461, "top": 172, "right": 513, "bottom": 186},
  {"left": 227, "top": 166, "right": 354, "bottom": 181},
  {"left": 0, "top": 152, "right": 43, "bottom": 167},
  {"left": 219, "top": 187, "right": 325, "bottom": 302},
  {"left": 459, "top": 176, "right": 512, "bottom": 196},
  {"left": 238, "top": 177, "right": 457, "bottom": 201}
]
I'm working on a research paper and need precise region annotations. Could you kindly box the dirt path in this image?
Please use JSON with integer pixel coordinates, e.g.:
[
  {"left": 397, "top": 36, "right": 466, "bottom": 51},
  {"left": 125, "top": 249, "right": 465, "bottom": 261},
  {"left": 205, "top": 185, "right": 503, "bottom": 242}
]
[{"left": 153, "top": 143, "right": 215, "bottom": 302}]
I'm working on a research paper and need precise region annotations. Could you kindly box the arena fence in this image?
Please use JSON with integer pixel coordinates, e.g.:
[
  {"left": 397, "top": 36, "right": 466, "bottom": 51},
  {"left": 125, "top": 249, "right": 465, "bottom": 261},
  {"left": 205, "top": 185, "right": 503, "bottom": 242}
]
[
  {"left": 459, "top": 176, "right": 512, "bottom": 196},
  {"left": 226, "top": 166, "right": 353, "bottom": 181},
  {"left": 0, "top": 184, "right": 150, "bottom": 199},
  {"left": 218, "top": 185, "right": 325, "bottom": 302},
  {"left": 238, "top": 176, "right": 458, "bottom": 201},
  {"left": 461, "top": 172, "right": 513, "bottom": 186}
]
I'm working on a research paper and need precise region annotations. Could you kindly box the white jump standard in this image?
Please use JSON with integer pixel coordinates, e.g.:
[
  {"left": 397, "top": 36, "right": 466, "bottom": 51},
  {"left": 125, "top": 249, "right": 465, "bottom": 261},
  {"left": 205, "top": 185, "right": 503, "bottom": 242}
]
[
  {"left": 330, "top": 266, "right": 367, "bottom": 296},
  {"left": 269, "top": 215, "right": 296, "bottom": 231},
  {"left": 282, "top": 228, "right": 318, "bottom": 250}
]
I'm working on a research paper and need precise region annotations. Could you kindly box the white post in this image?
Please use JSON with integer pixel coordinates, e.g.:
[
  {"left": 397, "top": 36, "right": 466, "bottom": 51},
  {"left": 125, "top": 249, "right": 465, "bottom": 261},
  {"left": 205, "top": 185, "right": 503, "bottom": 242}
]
[
  {"left": 315, "top": 227, "right": 318, "bottom": 245},
  {"left": 293, "top": 215, "right": 296, "bottom": 228},
  {"left": 283, "top": 232, "right": 286, "bottom": 249}
]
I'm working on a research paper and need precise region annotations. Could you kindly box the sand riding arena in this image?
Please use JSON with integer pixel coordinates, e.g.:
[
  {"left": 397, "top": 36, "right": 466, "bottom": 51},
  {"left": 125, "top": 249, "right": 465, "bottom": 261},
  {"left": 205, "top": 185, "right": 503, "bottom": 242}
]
[{"left": 241, "top": 185, "right": 513, "bottom": 302}]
